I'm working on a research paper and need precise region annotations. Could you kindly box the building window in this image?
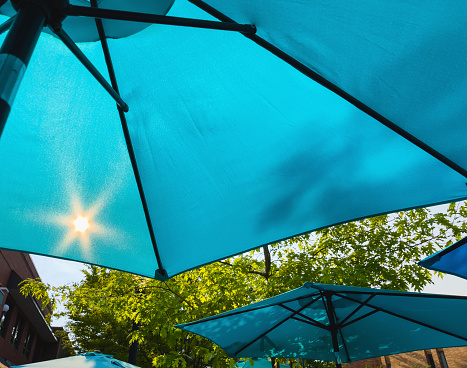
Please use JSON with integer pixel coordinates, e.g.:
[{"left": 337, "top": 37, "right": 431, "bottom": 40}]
[
  {"left": 0, "top": 302, "right": 13, "bottom": 337},
  {"left": 23, "top": 328, "right": 35, "bottom": 358},
  {"left": 10, "top": 313, "right": 24, "bottom": 349},
  {"left": 32, "top": 339, "right": 42, "bottom": 363},
  {"left": 437, "top": 349, "right": 449, "bottom": 368}
]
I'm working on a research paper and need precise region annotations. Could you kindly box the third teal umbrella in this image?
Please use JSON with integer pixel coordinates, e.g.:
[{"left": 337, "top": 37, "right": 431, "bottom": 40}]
[{"left": 178, "top": 283, "right": 467, "bottom": 367}]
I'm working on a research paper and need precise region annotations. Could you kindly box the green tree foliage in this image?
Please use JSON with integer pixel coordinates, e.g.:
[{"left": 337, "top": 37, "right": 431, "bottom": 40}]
[
  {"left": 273, "top": 203, "right": 467, "bottom": 293},
  {"left": 21, "top": 202, "right": 467, "bottom": 368},
  {"left": 54, "top": 329, "right": 76, "bottom": 358}
]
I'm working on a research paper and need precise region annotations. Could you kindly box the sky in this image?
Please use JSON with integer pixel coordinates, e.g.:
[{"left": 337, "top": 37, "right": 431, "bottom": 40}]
[
  {"left": 422, "top": 273, "right": 467, "bottom": 296},
  {"left": 30, "top": 251, "right": 467, "bottom": 326},
  {"left": 30, "top": 255, "right": 86, "bottom": 325}
]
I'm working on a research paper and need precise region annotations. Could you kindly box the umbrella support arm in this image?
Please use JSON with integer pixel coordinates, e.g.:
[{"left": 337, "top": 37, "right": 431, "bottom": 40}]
[
  {"left": 0, "top": 16, "right": 14, "bottom": 36},
  {"left": 51, "top": 25, "right": 129, "bottom": 112},
  {"left": 233, "top": 297, "right": 322, "bottom": 357},
  {"left": 60, "top": 5, "right": 256, "bottom": 34},
  {"left": 90, "top": 0, "right": 168, "bottom": 279},
  {"left": 0, "top": 3, "right": 45, "bottom": 138}
]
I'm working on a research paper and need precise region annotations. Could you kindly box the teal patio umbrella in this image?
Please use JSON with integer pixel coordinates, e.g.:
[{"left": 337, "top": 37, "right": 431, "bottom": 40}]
[
  {"left": 13, "top": 351, "right": 140, "bottom": 368},
  {"left": 177, "top": 283, "right": 467, "bottom": 367},
  {"left": 0, "top": 0, "right": 467, "bottom": 279}
]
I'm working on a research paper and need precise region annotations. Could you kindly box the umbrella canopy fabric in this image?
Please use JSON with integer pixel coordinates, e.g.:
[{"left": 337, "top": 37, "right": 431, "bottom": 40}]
[
  {"left": 419, "top": 236, "right": 467, "bottom": 280},
  {"left": 177, "top": 283, "right": 467, "bottom": 364},
  {"left": 12, "top": 351, "right": 140, "bottom": 368},
  {"left": 1, "top": 0, "right": 467, "bottom": 279}
]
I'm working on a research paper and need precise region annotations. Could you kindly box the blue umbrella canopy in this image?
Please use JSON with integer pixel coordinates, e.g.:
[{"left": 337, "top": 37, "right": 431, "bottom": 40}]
[
  {"left": 0, "top": 0, "right": 467, "bottom": 279},
  {"left": 419, "top": 236, "right": 467, "bottom": 280},
  {"left": 12, "top": 351, "right": 140, "bottom": 368},
  {"left": 177, "top": 283, "right": 467, "bottom": 365}
]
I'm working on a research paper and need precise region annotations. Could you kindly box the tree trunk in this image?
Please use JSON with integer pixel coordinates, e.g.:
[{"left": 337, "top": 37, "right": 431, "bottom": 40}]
[{"left": 263, "top": 246, "right": 271, "bottom": 281}]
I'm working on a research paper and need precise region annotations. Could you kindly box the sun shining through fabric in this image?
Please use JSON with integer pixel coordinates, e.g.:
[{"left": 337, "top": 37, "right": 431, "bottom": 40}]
[
  {"left": 51, "top": 194, "right": 107, "bottom": 259},
  {"left": 23, "top": 178, "right": 128, "bottom": 260},
  {"left": 0, "top": 29, "right": 157, "bottom": 276},
  {"left": 73, "top": 216, "right": 89, "bottom": 233}
]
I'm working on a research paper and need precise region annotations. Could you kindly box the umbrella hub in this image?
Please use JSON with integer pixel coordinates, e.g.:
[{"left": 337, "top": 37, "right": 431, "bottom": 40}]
[
  {"left": 1, "top": 0, "right": 176, "bottom": 42},
  {"left": 9, "top": 0, "right": 68, "bottom": 26}
]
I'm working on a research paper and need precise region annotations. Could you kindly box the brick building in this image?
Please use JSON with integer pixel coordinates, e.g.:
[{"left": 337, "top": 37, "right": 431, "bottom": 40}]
[
  {"left": 345, "top": 346, "right": 467, "bottom": 367},
  {"left": 0, "top": 250, "right": 62, "bottom": 366}
]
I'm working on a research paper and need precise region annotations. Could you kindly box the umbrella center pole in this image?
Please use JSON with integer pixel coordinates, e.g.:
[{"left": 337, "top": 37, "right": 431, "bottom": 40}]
[
  {"left": 0, "top": 0, "right": 68, "bottom": 137},
  {"left": 324, "top": 292, "right": 343, "bottom": 368},
  {"left": 333, "top": 352, "right": 342, "bottom": 368}
]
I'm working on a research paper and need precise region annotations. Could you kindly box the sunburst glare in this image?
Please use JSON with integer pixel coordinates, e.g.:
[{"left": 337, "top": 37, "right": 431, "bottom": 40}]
[
  {"left": 49, "top": 188, "right": 125, "bottom": 258},
  {"left": 21, "top": 135, "right": 132, "bottom": 262},
  {"left": 25, "top": 184, "right": 127, "bottom": 260},
  {"left": 74, "top": 215, "right": 89, "bottom": 233}
]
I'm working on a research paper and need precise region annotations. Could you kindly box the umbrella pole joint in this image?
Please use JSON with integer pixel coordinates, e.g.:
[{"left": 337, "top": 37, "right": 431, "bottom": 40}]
[
  {"left": 10, "top": 0, "right": 68, "bottom": 24},
  {"left": 155, "top": 268, "right": 168, "bottom": 281}
]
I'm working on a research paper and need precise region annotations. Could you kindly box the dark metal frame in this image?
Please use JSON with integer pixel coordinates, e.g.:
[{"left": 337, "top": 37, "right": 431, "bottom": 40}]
[
  {"left": 0, "top": 0, "right": 256, "bottom": 279},
  {"left": 60, "top": 5, "right": 256, "bottom": 34},
  {"left": 52, "top": 26, "right": 129, "bottom": 111},
  {"left": 0, "top": 0, "right": 466, "bottom": 284},
  {"left": 233, "top": 296, "right": 321, "bottom": 356},
  {"left": 323, "top": 291, "right": 343, "bottom": 368},
  {"left": 0, "top": 0, "right": 255, "bottom": 140},
  {"left": 0, "top": 15, "right": 14, "bottom": 35},
  {"left": 88, "top": 0, "right": 165, "bottom": 280},
  {"left": 3, "top": 0, "right": 466, "bottom": 183}
]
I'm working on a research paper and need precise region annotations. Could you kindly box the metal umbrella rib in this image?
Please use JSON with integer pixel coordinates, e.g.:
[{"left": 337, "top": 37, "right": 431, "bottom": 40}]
[
  {"left": 60, "top": 5, "right": 256, "bottom": 34},
  {"left": 51, "top": 26, "right": 129, "bottom": 112},
  {"left": 336, "top": 293, "right": 467, "bottom": 343},
  {"left": 280, "top": 302, "right": 352, "bottom": 361},
  {"left": 0, "top": 15, "right": 13, "bottom": 35},
  {"left": 289, "top": 316, "right": 329, "bottom": 330},
  {"left": 234, "top": 297, "right": 322, "bottom": 356},
  {"left": 338, "top": 294, "right": 376, "bottom": 326},
  {"left": 88, "top": 0, "right": 167, "bottom": 279},
  {"left": 279, "top": 304, "right": 328, "bottom": 330},
  {"left": 340, "top": 309, "right": 380, "bottom": 329}
]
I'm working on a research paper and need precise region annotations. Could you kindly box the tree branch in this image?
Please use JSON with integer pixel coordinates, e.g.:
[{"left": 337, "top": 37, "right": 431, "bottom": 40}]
[
  {"left": 143, "top": 284, "right": 198, "bottom": 310},
  {"left": 219, "top": 257, "right": 269, "bottom": 278}
]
